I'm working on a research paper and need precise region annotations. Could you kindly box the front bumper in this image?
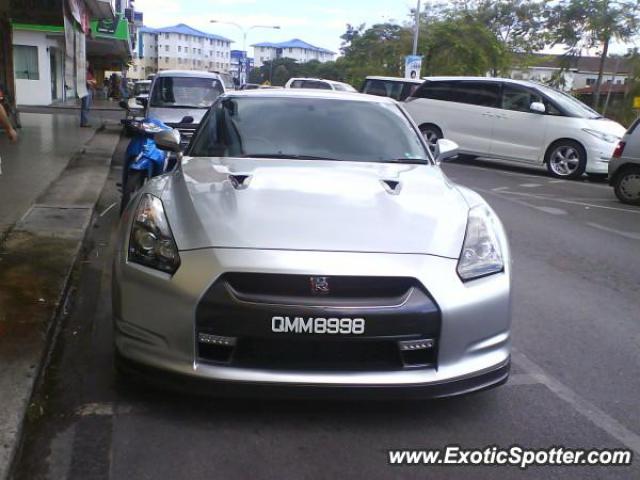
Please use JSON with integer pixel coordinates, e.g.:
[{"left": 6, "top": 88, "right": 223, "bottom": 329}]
[
  {"left": 585, "top": 139, "right": 618, "bottom": 174},
  {"left": 113, "top": 246, "right": 511, "bottom": 398}
]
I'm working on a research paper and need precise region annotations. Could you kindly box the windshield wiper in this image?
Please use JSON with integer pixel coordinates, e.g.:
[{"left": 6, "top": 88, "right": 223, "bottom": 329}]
[
  {"left": 383, "top": 158, "right": 430, "bottom": 164},
  {"left": 240, "top": 153, "right": 340, "bottom": 161}
]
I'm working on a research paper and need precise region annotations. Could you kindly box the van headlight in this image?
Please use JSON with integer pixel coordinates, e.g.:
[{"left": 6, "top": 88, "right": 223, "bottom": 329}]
[
  {"left": 582, "top": 128, "right": 619, "bottom": 144},
  {"left": 457, "top": 205, "right": 504, "bottom": 281},
  {"left": 128, "top": 194, "right": 180, "bottom": 274}
]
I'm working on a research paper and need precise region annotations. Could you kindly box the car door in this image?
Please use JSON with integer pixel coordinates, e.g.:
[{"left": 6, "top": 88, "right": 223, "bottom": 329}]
[
  {"left": 490, "top": 83, "right": 549, "bottom": 163},
  {"left": 445, "top": 80, "right": 500, "bottom": 155}
]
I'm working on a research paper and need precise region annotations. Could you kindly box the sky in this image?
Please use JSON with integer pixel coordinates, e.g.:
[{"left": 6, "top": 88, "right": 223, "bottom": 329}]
[
  {"left": 134, "top": 0, "right": 631, "bottom": 58},
  {"left": 134, "top": 0, "right": 419, "bottom": 55}
]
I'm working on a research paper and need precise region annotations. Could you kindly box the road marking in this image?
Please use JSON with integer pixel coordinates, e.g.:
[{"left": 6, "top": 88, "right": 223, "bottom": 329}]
[
  {"left": 492, "top": 186, "right": 509, "bottom": 192},
  {"left": 481, "top": 188, "right": 640, "bottom": 214},
  {"left": 99, "top": 202, "right": 117, "bottom": 217},
  {"left": 519, "top": 183, "right": 542, "bottom": 188},
  {"left": 534, "top": 206, "right": 567, "bottom": 215},
  {"left": 75, "top": 402, "right": 134, "bottom": 417},
  {"left": 587, "top": 222, "right": 640, "bottom": 240},
  {"left": 513, "top": 350, "right": 640, "bottom": 455},
  {"left": 507, "top": 373, "right": 543, "bottom": 386}
]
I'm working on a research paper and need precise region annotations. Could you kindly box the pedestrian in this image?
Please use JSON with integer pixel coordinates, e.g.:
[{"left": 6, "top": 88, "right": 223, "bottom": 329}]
[
  {"left": 80, "top": 63, "right": 97, "bottom": 127},
  {"left": 0, "top": 102, "right": 18, "bottom": 175}
]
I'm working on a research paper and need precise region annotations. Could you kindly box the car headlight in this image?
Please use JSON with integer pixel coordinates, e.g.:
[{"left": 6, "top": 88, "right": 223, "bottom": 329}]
[
  {"left": 457, "top": 205, "right": 504, "bottom": 281},
  {"left": 128, "top": 194, "right": 180, "bottom": 274},
  {"left": 582, "top": 128, "right": 619, "bottom": 144}
]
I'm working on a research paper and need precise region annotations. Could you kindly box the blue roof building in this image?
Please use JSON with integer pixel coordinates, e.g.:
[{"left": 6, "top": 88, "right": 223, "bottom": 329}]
[
  {"left": 131, "top": 23, "right": 234, "bottom": 79},
  {"left": 251, "top": 38, "right": 336, "bottom": 67}
]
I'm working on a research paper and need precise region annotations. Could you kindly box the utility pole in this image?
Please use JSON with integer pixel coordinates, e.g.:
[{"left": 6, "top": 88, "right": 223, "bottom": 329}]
[
  {"left": 210, "top": 21, "right": 280, "bottom": 85},
  {"left": 412, "top": 0, "right": 421, "bottom": 55},
  {"left": 602, "top": 56, "right": 622, "bottom": 117}
]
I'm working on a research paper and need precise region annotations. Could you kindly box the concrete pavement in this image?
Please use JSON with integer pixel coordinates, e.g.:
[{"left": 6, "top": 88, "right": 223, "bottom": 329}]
[
  {"left": 9, "top": 157, "right": 640, "bottom": 479},
  {"left": 0, "top": 113, "right": 96, "bottom": 237}
]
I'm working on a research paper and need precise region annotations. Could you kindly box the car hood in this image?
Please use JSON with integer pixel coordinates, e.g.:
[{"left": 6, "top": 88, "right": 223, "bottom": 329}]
[
  {"left": 585, "top": 117, "right": 626, "bottom": 138},
  {"left": 162, "top": 158, "right": 470, "bottom": 258},
  {"left": 146, "top": 107, "right": 208, "bottom": 125}
]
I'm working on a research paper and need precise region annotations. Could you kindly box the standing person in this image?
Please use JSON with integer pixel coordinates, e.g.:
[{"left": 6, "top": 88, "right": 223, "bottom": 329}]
[
  {"left": 0, "top": 102, "right": 18, "bottom": 174},
  {"left": 80, "top": 63, "right": 97, "bottom": 127}
]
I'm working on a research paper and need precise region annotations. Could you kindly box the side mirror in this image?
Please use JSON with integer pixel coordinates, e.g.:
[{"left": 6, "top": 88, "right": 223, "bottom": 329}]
[
  {"left": 530, "top": 101, "right": 546, "bottom": 114},
  {"left": 435, "top": 138, "right": 459, "bottom": 163},
  {"left": 155, "top": 129, "right": 181, "bottom": 152},
  {"left": 118, "top": 100, "right": 129, "bottom": 110},
  {"left": 136, "top": 96, "right": 148, "bottom": 107}
]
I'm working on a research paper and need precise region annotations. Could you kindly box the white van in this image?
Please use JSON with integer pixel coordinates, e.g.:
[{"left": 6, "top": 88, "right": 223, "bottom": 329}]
[
  {"left": 404, "top": 77, "right": 626, "bottom": 178},
  {"left": 285, "top": 78, "right": 357, "bottom": 92}
]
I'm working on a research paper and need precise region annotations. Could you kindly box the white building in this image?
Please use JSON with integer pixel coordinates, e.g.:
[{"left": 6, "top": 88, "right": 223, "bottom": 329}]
[
  {"left": 129, "top": 24, "right": 232, "bottom": 80},
  {"left": 251, "top": 39, "right": 336, "bottom": 68},
  {"left": 509, "top": 54, "right": 630, "bottom": 92}
]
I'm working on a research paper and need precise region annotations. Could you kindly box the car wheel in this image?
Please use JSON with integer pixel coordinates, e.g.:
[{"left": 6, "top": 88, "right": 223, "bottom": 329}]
[
  {"left": 419, "top": 124, "right": 442, "bottom": 154},
  {"left": 121, "top": 170, "right": 146, "bottom": 213},
  {"left": 546, "top": 141, "right": 586, "bottom": 179},
  {"left": 613, "top": 167, "right": 640, "bottom": 205}
]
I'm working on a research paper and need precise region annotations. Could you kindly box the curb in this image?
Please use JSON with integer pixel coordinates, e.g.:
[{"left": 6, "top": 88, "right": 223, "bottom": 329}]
[{"left": 0, "top": 122, "right": 122, "bottom": 480}]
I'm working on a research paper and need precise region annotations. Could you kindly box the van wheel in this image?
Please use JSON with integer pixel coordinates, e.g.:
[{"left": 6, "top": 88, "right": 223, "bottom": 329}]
[
  {"left": 545, "top": 141, "right": 586, "bottom": 179},
  {"left": 613, "top": 167, "right": 640, "bottom": 205},
  {"left": 419, "top": 124, "right": 442, "bottom": 153}
]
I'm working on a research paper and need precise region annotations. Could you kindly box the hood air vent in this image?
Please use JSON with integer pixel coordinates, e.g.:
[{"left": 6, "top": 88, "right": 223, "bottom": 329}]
[
  {"left": 381, "top": 179, "right": 402, "bottom": 195},
  {"left": 229, "top": 174, "right": 252, "bottom": 190}
]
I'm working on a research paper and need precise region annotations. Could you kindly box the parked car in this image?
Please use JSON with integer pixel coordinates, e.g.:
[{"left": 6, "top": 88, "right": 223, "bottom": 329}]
[
  {"left": 285, "top": 77, "right": 357, "bottom": 92},
  {"left": 143, "top": 70, "right": 225, "bottom": 148},
  {"left": 404, "top": 77, "right": 626, "bottom": 179},
  {"left": 609, "top": 118, "right": 640, "bottom": 205},
  {"left": 361, "top": 76, "right": 423, "bottom": 101},
  {"left": 113, "top": 89, "right": 511, "bottom": 398}
]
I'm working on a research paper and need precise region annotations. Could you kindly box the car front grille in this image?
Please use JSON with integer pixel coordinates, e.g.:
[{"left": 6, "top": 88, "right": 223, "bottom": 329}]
[{"left": 195, "top": 273, "right": 441, "bottom": 372}]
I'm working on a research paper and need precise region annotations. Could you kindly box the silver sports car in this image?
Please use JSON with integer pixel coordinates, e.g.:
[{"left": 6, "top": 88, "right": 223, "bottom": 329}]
[{"left": 113, "top": 89, "right": 511, "bottom": 398}]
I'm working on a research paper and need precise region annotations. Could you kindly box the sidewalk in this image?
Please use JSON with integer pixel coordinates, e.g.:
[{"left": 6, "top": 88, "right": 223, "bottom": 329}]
[
  {"left": 0, "top": 122, "right": 121, "bottom": 480},
  {"left": 0, "top": 113, "right": 97, "bottom": 237},
  {"left": 21, "top": 97, "right": 125, "bottom": 112}
]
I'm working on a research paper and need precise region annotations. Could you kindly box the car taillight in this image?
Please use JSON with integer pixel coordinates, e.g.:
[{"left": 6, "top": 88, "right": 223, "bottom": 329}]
[{"left": 613, "top": 141, "right": 626, "bottom": 158}]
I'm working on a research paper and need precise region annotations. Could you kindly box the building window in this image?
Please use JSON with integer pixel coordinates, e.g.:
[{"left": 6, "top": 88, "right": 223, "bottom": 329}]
[
  {"left": 288, "top": 48, "right": 292, "bottom": 53},
  {"left": 198, "top": 49, "right": 201, "bottom": 54},
  {"left": 586, "top": 78, "right": 596, "bottom": 85},
  {"left": 164, "top": 33, "right": 169, "bottom": 39},
  {"left": 178, "top": 46, "right": 181, "bottom": 52},
  {"left": 165, "top": 45, "right": 169, "bottom": 52},
  {"left": 165, "top": 57, "right": 169, "bottom": 63},
  {"left": 13, "top": 45, "right": 39, "bottom": 80}
]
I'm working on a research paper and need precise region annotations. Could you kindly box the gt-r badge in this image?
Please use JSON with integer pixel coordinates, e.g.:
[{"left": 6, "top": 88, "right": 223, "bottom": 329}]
[{"left": 310, "top": 276, "right": 330, "bottom": 295}]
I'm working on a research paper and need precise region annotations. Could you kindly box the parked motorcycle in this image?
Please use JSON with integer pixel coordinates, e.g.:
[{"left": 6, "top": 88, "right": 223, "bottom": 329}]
[{"left": 119, "top": 101, "right": 176, "bottom": 212}]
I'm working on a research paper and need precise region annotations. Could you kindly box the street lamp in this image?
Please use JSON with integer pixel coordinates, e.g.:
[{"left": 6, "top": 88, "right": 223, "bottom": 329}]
[{"left": 210, "top": 20, "right": 280, "bottom": 84}]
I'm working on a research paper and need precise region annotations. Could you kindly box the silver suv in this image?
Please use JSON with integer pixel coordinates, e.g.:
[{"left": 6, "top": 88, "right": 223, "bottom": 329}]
[{"left": 609, "top": 118, "right": 640, "bottom": 205}]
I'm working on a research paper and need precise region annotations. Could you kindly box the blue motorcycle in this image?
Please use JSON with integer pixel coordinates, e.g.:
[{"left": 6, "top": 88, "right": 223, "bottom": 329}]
[{"left": 119, "top": 113, "right": 173, "bottom": 212}]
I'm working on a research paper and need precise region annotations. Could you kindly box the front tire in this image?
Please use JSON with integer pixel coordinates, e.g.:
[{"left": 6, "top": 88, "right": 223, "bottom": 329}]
[
  {"left": 120, "top": 170, "right": 146, "bottom": 213},
  {"left": 613, "top": 166, "right": 640, "bottom": 205},
  {"left": 419, "top": 124, "right": 442, "bottom": 154},
  {"left": 545, "top": 140, "right": 586, "bottom": 179}
]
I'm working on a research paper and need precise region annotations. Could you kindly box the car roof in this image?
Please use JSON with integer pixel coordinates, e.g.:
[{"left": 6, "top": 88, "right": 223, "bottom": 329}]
[
  {"left": 366, "top": 76, "right": 423, "bottom": 84},
  {"left": 225, "top": 88, "right": 397, "bottom": 104},
  {"left": 422, "top": 76, "right": 542, "bottom": 88},
  {"left": 288, "top": 77, "right": 349, "bottom": 85},
  {"left": 135, "top": 80, "right": 151, "bottom": 84},
  {"left": 155, "top": 70, "right": 222, "bottom": 79}
]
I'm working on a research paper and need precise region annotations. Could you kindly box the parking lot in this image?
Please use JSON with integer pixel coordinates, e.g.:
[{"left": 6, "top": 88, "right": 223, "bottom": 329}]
[{"left": 11, "top": 138, "right": 640, "bottom": 479}]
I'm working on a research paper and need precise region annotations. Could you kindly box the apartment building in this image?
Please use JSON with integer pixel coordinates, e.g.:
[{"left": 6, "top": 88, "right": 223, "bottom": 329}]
[
  {"left": 130, "top": 23, "right": 232, "bottom": 79},
  {"left": 251, "top": 39, "right": 336, "bottom": 68}
]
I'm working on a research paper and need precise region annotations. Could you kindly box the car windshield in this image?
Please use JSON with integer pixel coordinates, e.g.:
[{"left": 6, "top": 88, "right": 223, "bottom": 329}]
[
  {"left": 134, "top": 83, "right": 150, "bottom": 96},
  {"left": 536, "top": 83, "right": 602, "bottom": 119},
  {"left": 150, "top": 76, "right": 224, "bottom": 108},
  {"left": 189, "top": 96, "right": 430, "bottom": 163}
]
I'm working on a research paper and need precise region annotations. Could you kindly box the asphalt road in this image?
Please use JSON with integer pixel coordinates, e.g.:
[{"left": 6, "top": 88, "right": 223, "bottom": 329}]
[{"left": 11, "top": 150, "right": 640, "bottom": 480}]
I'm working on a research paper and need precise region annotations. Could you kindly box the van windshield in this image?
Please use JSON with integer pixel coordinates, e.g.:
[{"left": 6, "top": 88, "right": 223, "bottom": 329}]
[
  {"left": 150, "top": 77, "right": 224, "bottom": 108},
  {"left": 536, "top": 84, "right": 602, "bottom": 119}
]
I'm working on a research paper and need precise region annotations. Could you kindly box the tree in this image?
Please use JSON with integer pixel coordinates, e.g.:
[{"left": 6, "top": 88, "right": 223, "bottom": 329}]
[
  {"left": 422, "top": 17, "right": 509, "bottom": 75},
  {"left": 548, "top": 0, "right": 640, "bottom": 108}
]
